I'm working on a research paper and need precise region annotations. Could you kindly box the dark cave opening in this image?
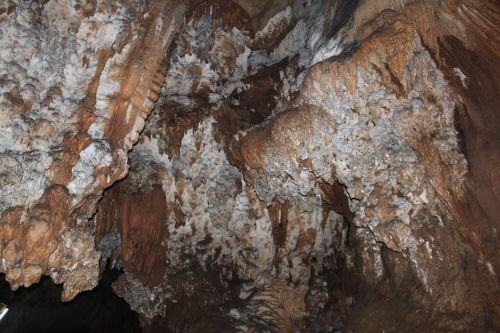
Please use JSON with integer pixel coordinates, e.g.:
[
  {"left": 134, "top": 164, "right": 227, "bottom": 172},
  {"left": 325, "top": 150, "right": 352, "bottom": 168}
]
[{"left": 0, "top": 268, "right": 140, "bottom": 333}]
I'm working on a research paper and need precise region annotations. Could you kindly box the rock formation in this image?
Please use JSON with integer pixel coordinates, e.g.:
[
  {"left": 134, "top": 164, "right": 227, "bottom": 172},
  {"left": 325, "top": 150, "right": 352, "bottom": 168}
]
[{"left": 0, "top": 0, "right": 499, "bottom": 331}]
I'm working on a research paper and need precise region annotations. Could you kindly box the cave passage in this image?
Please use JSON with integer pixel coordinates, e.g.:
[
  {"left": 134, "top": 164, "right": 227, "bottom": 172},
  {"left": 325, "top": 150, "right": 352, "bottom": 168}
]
[
  {"left": 0, "top": 269, "right": 140, "bottom": 333},
  {"left": 0, "top": 0, "right": 498, "bottom": 332}
]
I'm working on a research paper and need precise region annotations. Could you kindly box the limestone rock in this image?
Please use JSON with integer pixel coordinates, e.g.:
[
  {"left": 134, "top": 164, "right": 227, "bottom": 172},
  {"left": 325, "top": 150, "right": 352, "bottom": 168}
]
[
  {"left": 0, "top": 0, "right": 186, "bottom": 299},
  {"left": 0, "top": 0, "right": 499, "bottom": 331}
]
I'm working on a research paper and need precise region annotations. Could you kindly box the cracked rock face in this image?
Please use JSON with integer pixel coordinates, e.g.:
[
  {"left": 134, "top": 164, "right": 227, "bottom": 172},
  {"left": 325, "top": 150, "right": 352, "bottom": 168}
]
[{"left": 1, "top": 0, "right": 499, "bottom": 331}]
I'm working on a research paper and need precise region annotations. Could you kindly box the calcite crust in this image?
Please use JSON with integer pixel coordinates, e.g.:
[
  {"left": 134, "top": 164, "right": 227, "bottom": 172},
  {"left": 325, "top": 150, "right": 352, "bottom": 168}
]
[{"left": 0, "top": 0, "right": 499, "bottom": 330}]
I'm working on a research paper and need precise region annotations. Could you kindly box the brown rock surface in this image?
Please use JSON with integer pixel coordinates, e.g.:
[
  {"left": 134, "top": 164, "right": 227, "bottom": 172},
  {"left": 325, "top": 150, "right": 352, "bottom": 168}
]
[
  {"left": 0, "top": 0, "right": 186, "bottom": 299},
  {"left": 1, "top": 0, "right": 499, "bottom": 331},
  {"left": 96, "top": 182, "right": 167, "bottom": 286}
]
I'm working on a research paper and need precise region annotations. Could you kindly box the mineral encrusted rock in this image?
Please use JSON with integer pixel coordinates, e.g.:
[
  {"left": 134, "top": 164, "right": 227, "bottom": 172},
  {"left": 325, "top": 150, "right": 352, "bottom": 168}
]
[
  {"left": 1, "top": 0, "right": 499, "bottom": 331},
  {"left": 0, "top": 0, "right": 186, "bottom": 300}
]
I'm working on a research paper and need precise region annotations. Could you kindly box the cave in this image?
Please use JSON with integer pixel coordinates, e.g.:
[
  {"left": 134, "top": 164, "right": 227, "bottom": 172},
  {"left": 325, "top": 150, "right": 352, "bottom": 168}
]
[
  {"left": 0, "top": 268, "right": 141, "bottom": 333},
  {"left": 0, "top": 0, "right": 499, "bottom": 332}
]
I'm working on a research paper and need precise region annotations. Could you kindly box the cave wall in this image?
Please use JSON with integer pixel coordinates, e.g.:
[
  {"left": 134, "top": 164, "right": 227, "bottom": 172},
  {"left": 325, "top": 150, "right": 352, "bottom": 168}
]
[
  {"left": 0, "top": 0, "right": 499, "bottom": 331},
  {"left": 0, "top": 0, "right": 187, "bottom": 300}
]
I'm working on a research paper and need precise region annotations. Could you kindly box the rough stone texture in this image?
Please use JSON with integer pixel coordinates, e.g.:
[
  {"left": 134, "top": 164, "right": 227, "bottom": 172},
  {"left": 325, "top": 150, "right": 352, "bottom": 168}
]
[
  {"left": 105, "top": 116, "right": 345, "bottom": 326},
  {"left": 232, "top": 7, "right": 498, "bottom": 328},
  {"left": 0, "top": 0, "right": 186, "bottom": 300},
  {"left": 1, "top": 0, "right": 499, "bottom": 331}
]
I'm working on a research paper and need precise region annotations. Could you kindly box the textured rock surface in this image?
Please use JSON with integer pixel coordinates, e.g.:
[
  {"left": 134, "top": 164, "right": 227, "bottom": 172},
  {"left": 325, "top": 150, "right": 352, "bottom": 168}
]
[
  {"left": 1, "top": 0, "right": 499, "bottom": 331},
  {"left": 0, "top": 0, "right": 186, "bottom": 300}
]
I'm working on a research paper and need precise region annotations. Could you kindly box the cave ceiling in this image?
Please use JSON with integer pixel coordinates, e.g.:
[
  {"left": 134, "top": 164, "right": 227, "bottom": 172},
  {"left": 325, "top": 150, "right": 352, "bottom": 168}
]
[{"left": 0, "top": 0, "right": 499, "bottom": 331}]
